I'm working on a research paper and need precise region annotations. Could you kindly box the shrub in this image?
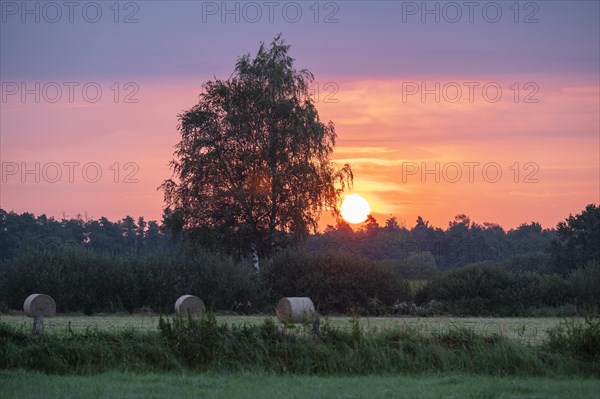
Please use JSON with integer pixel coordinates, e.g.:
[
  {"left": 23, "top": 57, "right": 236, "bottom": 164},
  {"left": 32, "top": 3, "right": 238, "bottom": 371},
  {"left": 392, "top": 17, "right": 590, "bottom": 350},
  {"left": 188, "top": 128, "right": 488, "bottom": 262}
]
[
  {"left": 262, "top": 249, "right": 411, "bottom": 314},
  {"left": 0, "top": 245, "right": 262, "bottom": 314},
  {"left": 382, "top": 251, "right": 441, "bottom": 280},
  {"left": 0, "top": 247, "right": 138, "bottom": 313},
  {"left": 545, "top": 316, "right": 600, "bottom": 361},
  {"left": 569, "top": 260, "right": 600, "bottom": 310},
  {"left": 176, "top": 247, "right": 264, "bottom": 312},
  {"left": 503, "top": 252, "right": 553, "bottom": 274},
  {"left": 415, "top": 263, "right": 572, "bottom": 316}
]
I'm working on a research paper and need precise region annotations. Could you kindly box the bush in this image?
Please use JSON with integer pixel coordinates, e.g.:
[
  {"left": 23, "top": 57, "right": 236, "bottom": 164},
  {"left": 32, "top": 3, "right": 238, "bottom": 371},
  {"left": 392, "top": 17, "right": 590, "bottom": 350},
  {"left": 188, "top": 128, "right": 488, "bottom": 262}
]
[
  {"left": 0, "top": 245, "right": 262, "bottom": 314},
  {"left": 175, "top": 247, "right": 265, "bottom": 312},
  {"left": 415, "top": 263, "right": 572, "bottom": 316},
  {"left": 262, "top": 249, "right": 411, "bottom": 314},
  {"left": 503, "top": 252, "right": 553, "bottom": 274},
  {"left": 545, "top": 316, "right": 600, "bottom": 361},
  {"left": 382, "top": 251, "right": 441, "bottom": 280},
  {"left": 0, "top": 247, "right": 139, "bottom": 314},
  {"left": 569, "top": 260, "right": 600, "bottom": 310}
]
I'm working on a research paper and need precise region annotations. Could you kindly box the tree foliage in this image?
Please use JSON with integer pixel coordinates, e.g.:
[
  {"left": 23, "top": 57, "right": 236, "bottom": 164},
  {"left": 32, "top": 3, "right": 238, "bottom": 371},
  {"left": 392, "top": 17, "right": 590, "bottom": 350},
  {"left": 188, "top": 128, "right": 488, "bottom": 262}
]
[
  {"left": 0, "top": 246, "right": 260, "bottom": 314},
  {"left": 0, "top": 209, "right": 170, "bottom": 261},
  {"left": 263, "top": 249, "right": 411, "bottom": 314},
  {"left": 383, "top": 251, "right": 441, "bottom": 280},
  {"left": 415, "top": 262, "right": 571, "bottom": 316},
  {"left": 307, "top": 215, "right": 557, "bottom": 270},
  {"left": 162, "top": 35, "right": 352, "bottom": 270},
  {"left": 568, "top": 260, "right": 600, "bottom": 309},
  {"left": 550, "top": 203, "right": 600, "bottom": 275}
]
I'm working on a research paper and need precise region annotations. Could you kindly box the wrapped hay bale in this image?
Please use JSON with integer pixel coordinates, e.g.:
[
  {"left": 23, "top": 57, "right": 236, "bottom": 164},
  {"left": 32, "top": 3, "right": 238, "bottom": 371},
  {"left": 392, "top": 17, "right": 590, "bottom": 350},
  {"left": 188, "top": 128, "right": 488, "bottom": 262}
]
[
  {"left": 276, "top": 297, "right": 316, "bottom": 323},
  {"left": 175, "top": 295, "right": 206, "bottom": 316},
  {"left": 23, "top": 294, "right": 56, "bottom": 317}
]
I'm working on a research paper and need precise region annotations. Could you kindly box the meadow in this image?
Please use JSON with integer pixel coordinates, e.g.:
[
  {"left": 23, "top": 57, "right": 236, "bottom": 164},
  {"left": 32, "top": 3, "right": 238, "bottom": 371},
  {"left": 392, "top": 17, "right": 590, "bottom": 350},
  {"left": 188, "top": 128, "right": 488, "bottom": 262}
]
[
  {"left": 2, "top": 313, "right": 600, "bottom": 398},
  {"left": 0, "top": 314, "right": 567, "bottom": 345}
]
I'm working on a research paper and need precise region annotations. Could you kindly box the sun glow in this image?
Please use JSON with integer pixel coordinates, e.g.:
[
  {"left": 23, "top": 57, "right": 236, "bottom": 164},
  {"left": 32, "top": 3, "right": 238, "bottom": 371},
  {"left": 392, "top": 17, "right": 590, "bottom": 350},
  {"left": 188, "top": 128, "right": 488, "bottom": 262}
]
[{"left": 340, "top": 194, "right": 371, "bottom": 224}]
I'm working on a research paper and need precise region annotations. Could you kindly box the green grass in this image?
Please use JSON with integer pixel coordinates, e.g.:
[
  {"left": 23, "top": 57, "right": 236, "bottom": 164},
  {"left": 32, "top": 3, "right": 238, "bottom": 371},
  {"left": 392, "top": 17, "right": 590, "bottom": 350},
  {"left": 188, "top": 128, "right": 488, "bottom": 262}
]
[
  {"left": 1, "top": 370, "right": 599, "bottom": 399},
  {"left": 2, "top": 314, "right": 598, "bottom": 376},
  {"left": 0, "top": 314, "right": 571, "bottom": 345}
]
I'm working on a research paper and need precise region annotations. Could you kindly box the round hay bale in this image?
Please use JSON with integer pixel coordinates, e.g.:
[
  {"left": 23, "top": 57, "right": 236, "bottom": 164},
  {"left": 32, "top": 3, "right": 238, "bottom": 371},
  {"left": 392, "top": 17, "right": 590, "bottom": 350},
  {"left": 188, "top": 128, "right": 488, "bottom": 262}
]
[
  {"left": 276, "top": 297, "right": 316, "bottom": 323},
  {"left": 23, "top": 294, "right": 56, "bottom": 317},
  {"left": 175, "top": 295, "right": 206, "bottom": 317}
]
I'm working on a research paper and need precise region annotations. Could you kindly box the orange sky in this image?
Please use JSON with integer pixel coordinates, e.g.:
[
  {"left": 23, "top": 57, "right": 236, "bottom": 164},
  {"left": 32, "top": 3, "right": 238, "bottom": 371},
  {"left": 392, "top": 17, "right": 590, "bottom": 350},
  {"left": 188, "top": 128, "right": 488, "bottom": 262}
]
[
  {"left": 321, "top": 74, "right": 599, "bottom": 228},
  {"left": 1, "top": 73, "right": 598, "bottom": 230}
]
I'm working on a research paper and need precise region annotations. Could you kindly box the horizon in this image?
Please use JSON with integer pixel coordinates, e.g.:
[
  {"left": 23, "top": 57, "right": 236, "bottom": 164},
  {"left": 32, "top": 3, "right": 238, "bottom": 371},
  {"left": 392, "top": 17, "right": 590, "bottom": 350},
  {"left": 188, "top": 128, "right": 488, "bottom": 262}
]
[{"left": 0, "top": 204, "right": 583, "bottom": 233}]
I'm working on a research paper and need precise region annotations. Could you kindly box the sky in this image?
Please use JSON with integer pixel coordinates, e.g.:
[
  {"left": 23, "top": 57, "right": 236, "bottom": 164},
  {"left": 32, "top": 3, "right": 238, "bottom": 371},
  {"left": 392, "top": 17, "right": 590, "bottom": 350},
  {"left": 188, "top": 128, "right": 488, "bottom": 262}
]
[{"left": 1, "top": 0, "right": 599, "bottom": 230}]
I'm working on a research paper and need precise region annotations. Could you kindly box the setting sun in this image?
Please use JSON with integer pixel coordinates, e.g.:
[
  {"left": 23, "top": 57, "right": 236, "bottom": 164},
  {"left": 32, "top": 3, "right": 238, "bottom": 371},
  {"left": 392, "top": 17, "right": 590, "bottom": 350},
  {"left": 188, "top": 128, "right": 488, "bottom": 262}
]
[{"left": 341, "top": 194, "right": 371, "bottom": 224}]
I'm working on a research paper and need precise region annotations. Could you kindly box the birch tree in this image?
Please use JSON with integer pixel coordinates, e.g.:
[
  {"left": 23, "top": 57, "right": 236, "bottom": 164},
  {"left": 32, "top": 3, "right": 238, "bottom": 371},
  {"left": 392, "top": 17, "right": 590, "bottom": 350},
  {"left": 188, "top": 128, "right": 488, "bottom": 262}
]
[{"left": 162, "top": 35, "right": 352, "bottom": 271}]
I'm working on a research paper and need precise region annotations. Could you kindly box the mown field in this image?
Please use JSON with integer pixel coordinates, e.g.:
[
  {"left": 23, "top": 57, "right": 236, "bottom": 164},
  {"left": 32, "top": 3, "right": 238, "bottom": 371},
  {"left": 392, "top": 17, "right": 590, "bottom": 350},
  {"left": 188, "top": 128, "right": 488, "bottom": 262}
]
[
  {"left": 0, "top": 314, "right": 572, "bottom": 345},
  {"left": 2, "top": 370, "right": 600, "bottom": 399}
]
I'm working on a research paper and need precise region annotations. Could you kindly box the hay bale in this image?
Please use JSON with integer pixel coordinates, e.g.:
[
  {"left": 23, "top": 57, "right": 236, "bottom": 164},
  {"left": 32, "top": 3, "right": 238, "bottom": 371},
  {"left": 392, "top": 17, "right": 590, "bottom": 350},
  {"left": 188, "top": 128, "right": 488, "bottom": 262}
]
[
  {"left": 23, "top": 294, "right": 56, "bottom": 317},
  {"left": 175, "top": 295, "right": 206, "bottom": 317},
  {"left": 276, "top": 297, "right": 316, "bottom": 323}
]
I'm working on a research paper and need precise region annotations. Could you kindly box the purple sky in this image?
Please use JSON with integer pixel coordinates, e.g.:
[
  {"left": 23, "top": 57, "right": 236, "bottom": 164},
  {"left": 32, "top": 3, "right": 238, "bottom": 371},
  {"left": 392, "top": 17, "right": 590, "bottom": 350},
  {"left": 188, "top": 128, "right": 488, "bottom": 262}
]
[{"left": 2, "top": 1, "right": 598, "bottom": 80}]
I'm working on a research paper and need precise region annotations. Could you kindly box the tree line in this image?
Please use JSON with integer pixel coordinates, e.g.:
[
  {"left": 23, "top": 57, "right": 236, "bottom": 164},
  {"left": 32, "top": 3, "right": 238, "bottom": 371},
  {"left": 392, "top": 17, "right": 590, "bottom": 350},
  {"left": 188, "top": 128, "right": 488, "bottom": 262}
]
[
  {"left": 4, "top": 205, "right": 597, "bottom": 277},
  {"left": 0, "top": 209, "right": 174, "bottom": 262},
  {"left": 0, "top": 208, "right": 555, "bottom": 272}
]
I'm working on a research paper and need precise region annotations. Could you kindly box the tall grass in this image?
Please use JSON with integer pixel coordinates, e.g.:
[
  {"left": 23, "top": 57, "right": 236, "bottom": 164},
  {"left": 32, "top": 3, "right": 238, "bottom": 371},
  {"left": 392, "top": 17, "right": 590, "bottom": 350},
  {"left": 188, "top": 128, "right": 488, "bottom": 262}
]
[
  {"left": 545, "top": 315, "right": 600, "bottom": 361},
  {"left": 2, "top": 315, "right": 599, "bottom": 376},
  {"left": 0, "top": 321, "right": 179, "bottom": 373}
]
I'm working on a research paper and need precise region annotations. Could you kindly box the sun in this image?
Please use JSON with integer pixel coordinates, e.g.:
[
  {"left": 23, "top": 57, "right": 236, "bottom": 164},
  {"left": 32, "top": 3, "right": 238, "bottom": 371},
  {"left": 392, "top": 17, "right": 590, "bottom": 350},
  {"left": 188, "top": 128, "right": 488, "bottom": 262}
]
[{"left": 340, "top": 194, "right": 371, "bottom": 224}]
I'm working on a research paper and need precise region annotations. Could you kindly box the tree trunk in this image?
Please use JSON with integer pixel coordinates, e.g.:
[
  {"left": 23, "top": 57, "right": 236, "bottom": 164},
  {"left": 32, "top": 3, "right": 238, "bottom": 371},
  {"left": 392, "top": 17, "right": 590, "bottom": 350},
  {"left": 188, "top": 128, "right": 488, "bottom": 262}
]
[{"left": 251, "top": 243, "right": 260, "bottom": 273}]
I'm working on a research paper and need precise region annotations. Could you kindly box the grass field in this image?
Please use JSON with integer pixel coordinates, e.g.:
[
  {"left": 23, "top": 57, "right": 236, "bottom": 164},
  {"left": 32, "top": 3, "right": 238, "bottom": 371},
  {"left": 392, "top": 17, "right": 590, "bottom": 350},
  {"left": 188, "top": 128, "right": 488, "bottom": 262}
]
[
  {"left": 0, "top": 314, "right": 574, "bottom": 345},
  {"left": 2, "top": 314, "right": 598, "bottom": 397},
  {"left": 1, "top": 370, "right": 599, "bottom": 399}
]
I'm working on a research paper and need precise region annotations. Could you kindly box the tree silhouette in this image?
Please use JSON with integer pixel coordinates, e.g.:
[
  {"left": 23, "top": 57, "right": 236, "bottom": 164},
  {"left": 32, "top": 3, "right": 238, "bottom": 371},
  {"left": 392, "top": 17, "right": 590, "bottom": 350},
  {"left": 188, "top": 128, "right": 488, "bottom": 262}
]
[
  {"left": 550, "top": 203, "right": 600, "bottom": 275},
  {"left": 161, "top": 35, "right": 352, "bottom": 271}
]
